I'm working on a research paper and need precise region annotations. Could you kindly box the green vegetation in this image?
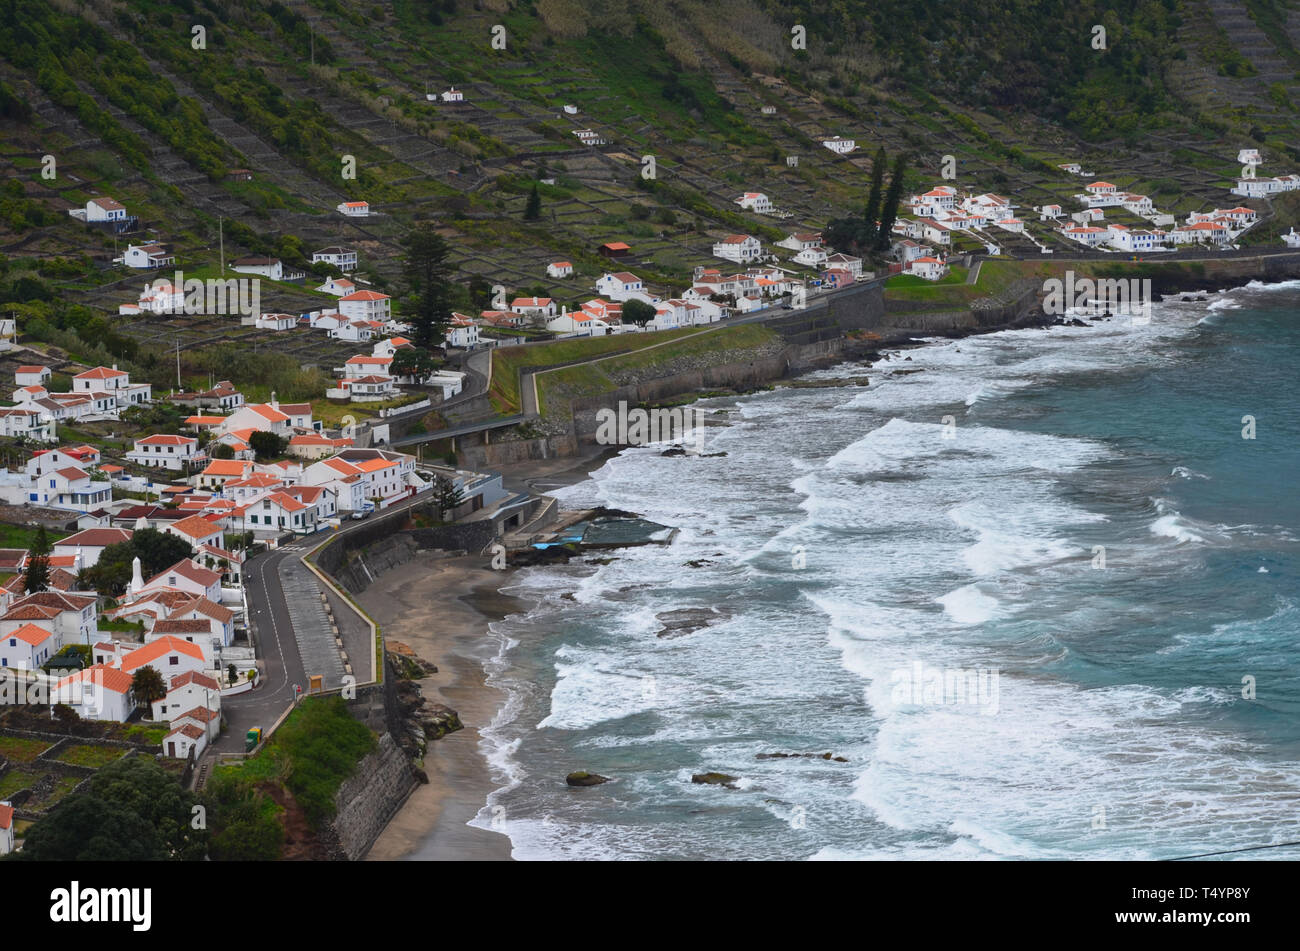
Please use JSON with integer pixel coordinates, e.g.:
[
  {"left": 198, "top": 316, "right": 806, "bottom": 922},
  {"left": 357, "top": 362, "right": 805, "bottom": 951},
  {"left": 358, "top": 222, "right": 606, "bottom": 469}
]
[
  {"left": 538, "top": 324, "right": 778, "bottom": 416},
  {"left": 0, "top": 523, "right": 69, "bottom": 550},
  {"left": 8, "top": 755, "right": 206, "bottom": 861},
  {"left": 206, "top": 696, "right": 375, "bottom": 861},
  {"left": 53, "top": 744, "right": 127, "bottom": 769},
  {"left": 490, "top": 328, "right": 700, "bottom": 413},
  {"left": 0, "top": 735, "right": 51, "bottom": 763},
  {"left": 82, "top": 528, "right": 195, "bottom": 596}
]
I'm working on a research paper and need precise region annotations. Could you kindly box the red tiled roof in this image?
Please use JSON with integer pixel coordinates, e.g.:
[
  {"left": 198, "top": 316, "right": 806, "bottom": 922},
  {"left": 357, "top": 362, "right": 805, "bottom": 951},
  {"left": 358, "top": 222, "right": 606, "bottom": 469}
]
[{"left": 121, "top": 635, "right": 205, "bottom": 673}]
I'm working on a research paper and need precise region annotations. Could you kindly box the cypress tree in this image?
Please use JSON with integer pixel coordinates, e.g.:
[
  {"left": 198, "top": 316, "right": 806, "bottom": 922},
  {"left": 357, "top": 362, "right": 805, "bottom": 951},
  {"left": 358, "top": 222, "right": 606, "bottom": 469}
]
[
  {"left": 876, "top": 152, "right": 909, "bottom": 250},
  {"left": 862, "top": 147, "right": 886, "bottom": 245}
]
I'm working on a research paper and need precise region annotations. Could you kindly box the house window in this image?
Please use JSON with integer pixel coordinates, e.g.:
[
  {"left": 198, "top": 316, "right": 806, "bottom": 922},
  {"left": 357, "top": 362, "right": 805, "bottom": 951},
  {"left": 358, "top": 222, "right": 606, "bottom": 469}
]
[{"left": 169, "top": 657, "right": 178, "bottom": 665}]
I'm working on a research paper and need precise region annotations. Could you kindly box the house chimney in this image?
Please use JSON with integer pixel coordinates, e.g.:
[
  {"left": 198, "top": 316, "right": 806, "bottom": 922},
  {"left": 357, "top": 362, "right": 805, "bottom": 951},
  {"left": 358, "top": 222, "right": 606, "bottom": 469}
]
[
  {"left": 271, "top": 391, "right": 278, "bottom": 410},
  {"left": 112, "top": 364, "right": 117, "bottom": 371}
]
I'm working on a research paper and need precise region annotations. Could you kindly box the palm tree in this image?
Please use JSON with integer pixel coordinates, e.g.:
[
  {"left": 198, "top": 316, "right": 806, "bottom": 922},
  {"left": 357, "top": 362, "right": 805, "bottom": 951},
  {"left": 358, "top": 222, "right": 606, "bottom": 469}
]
[{"left": 131, "top": 667, "right": 167, "bottom": 717}]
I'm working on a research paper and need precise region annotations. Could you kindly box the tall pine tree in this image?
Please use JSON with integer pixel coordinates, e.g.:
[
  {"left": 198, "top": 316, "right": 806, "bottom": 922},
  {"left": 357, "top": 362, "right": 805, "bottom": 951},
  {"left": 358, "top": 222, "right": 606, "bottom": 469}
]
[
  {"left": 524, "top": 183, "right": 542, "bottom": 221},
  {"left": 875, "top": 152, "right": 910, "bottom": 251},
  {"left": 400, "top": 223, "right": 454, "bottom": 351},
  {"left": 862, "top": 147, "right": 886, "bottom": 247}
]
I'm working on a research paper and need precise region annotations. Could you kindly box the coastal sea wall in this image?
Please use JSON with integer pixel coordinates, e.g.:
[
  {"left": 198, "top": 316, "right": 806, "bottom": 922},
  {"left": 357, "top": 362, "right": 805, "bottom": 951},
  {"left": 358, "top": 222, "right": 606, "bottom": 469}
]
[
  {"left": 315, "top": 517, "right": 499, "bottom": 595},
  {"left": 544, "top": 282, "right": 1043, "bottom": 448},
  {"left": 330, "top": 732, "right": 418, "bottom": 861}
]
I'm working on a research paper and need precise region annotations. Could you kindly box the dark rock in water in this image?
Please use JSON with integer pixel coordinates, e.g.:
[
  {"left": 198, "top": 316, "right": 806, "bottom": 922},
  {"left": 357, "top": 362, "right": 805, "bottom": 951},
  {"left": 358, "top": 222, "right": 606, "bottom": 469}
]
[
  {"left": 692, "top": 772, "right": 739, "bottom": 789},
  {"left": 661, "top": 446, "right": 689, "bottom": 457},
  {"left": 591, "top": 506, "right": 641, "bottom": 520},
  {"left": 560, "top": 592, "right": 577, "bottom": 601},
  {"left": 756, "top": 751, "right": 850, "bottom": 762},
  {"left": 701, "top": 451, "right": 728, "bottom": 458},
  {"left": 566, "top": 771, "right": 609, "bottom": 787},
  {"left": 890, "top": 368, "right": 924, "bottom": 375},
  {"left": 683, "top": 559, "right": 714, "bottom": 568},
  {"left": 656, "top": 606, "right": 729, "bottom": 638}
]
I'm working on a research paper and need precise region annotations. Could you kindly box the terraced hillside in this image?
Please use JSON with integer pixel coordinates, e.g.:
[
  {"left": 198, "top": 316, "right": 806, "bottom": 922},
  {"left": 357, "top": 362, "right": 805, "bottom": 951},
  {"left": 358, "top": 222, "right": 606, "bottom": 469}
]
[{"left": 2, "top": 0, "right": 1300, "bottom": 386}]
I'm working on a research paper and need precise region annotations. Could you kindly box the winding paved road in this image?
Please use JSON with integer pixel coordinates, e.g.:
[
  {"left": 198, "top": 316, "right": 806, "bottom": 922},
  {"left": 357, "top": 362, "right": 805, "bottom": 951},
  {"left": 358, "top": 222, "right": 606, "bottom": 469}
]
[{"left": 214, "top": 487, "right": 434, "bottom": 752}]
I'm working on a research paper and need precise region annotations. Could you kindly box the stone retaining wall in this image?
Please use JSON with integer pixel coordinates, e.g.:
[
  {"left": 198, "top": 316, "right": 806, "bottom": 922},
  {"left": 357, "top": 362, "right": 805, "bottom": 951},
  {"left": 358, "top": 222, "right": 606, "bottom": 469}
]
[{"left": 328, "top": 732, "right": 417, "bottom": 861}]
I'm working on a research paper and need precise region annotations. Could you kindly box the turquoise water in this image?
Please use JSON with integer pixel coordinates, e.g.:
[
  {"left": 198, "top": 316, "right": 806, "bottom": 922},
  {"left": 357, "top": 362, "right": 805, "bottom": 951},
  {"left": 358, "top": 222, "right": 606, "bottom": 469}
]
[{"left": 470, "top": 283, "right": 1299, "bottom": 860}]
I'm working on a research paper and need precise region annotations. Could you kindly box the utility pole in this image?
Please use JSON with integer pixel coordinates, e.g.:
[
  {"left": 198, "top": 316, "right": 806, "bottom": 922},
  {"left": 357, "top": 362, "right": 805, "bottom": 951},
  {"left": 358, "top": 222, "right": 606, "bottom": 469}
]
[
  {"left": 219, "top": 217, "right": 224, "bottom": 273},
  {"left": 175, "top": 337, "right": 182, "bottom": 391},
  {"left": 310, "top": 22, "right": 315, "bottom": 67}
]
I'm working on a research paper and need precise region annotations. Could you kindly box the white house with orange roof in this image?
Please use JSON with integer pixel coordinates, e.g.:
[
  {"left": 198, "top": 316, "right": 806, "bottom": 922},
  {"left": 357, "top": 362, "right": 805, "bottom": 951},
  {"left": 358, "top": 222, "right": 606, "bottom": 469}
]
[
  {"left": 219, "top": 401, "right": 292, "bottom": 437},
  {"left": 312, "top": 246, "right": 358, "bottom": 270},
  {"left": 446, "top": 313, "right": 480, "bottom": 349},
  {"left": 735, "top": 192, "right": 774, "bottom": 214},
  {"left": 52, "top": 527, "right": 132, "bottom": 568},
  {"left": 0, "top": 622, "right": 57, "bottom": 669},
  {"left": 1170, "top": 220, "right": 1231, "bottom": 245},
  {"left": 776, "top": 231, "right": 823, "bottom": 252},
  {"left": 0, "top": 591, "right": 97, "bottom": 646},
  {"left": 712, "top": 234, "right": 763, "bottom": 263},
  {"left": 0, "top": 407, "right": 55, "bottom": 443},
  {"left": 511, "top": 296, "right": 558, "bottom": 318},
  {"left": 372, "top": 336, "right": 413, "bottom": 358},
  {"left": 546, "top": 309, "right": 612, "bottom": 338},
  {"left": 288, "top": 434, "right": 353, "bottom": 460},
  {"left": 137, "top": 560, "right": 223, "bottom": 603},
  {"left": 1106, "top": 225, "right": 1166, "bottom": 252},
  {"left": 909, "top": 256, "right": 949, "bottom": 281},
  {"left": 126, "top": 434, "right": 204, "bottom": 471},
  {"left": 72, "top": 365, "right": 151, "bottom": 408},
  {"left": 53, "top": 665, "right": 135, "bottom": 722},
  {"left": 912, "top": 188, "right": 958, "bottom": 217},
  {"left": 162, "top": 514, "right": 225, "bottom": 552},
  {"left": 14, "top": 365, "right": 49, "bottom": 388},
  {"left": 121, "top": 634, "right": 207, "bottom": 683},
  {"left": 301, "top": 448, "right": 422, "bottom": 511},
  {"left": 337, "top": 200, "right": 370, "bottom": 216},
  {"left": 340, "top": 354, "right": 393, "bottom": 380},
  {"left": 921, "top": 221, "right": 952, "bottom": 246},
  {"left": 547, "top": 261, "right": 574, "bottom": 279},
  {"left": 1062, "top": 224, "right": 1110, "bottom": 247},
  {"left": 338, "top": 289, "right": 391, "bottom": 322},
  {"left": 222, "top": 472, "right": 287, "bottom": 502},
  {"left": 196, "top": 458, "right": 256, "bottom": 492},
  {"left": 22, "top": 450, "right": 111, "bottom": 510},
  {"left": 1077, "top": 181, "right": 1124, "bottom": 208},
  {"left": 237, "top": 491, "right": 319, "bottom": 536},
  {"left": 253, "top": 312, "right": 298, "bottom": 332},
  {"left": 152, "top": 670, "right": 222, "bottom": 722},
  {"left": 122, "top": 243, "right": 175, "bottom": 269},
  {"left": 85, "top": 196, "right": 128, "bottom": 222},
  {"left": 594, "top": 273, "right": 649, "bottom": 301}
]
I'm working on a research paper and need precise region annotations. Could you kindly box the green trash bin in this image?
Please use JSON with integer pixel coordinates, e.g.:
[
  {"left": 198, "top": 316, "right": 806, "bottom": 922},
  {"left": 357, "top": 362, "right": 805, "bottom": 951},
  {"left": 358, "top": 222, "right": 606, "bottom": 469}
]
[{"left": 245, "top": 726, "right": 262, "bottom": 752}]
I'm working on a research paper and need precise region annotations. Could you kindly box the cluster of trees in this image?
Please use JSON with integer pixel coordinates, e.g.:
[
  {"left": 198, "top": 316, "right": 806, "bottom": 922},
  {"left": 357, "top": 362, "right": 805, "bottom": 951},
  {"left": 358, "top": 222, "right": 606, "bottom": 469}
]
[
  {"left": 823, "top": 148, "right": 908, "bottom": 257},
  {"left": 8, "top": 756, "right": 208, "bottom": 861},
  {"left": 79, "top": 528, "right": 195, "bottom": 596}
]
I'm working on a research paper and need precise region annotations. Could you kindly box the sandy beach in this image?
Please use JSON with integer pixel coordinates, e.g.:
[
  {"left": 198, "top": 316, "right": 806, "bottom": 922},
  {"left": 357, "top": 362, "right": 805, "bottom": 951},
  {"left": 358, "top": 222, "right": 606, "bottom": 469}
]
[{"left": 362, "top": 447, "right": 617, "bottom": 861}]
